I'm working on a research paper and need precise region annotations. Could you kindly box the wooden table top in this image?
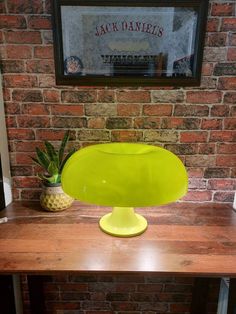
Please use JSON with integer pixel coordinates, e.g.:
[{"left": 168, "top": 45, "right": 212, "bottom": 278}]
[{"left": 0, "top": 201, "right": 236, "bottom": 276}]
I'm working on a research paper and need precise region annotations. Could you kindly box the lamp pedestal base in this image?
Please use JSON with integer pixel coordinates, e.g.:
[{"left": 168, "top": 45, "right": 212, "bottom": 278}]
[{"left": 99, "top": 207, "right": 147, "bottom": 237}]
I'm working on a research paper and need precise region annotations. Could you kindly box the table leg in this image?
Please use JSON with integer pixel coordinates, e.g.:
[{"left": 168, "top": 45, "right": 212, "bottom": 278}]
[
  {"left": 27, "top": 276, "right": 48, "bottom": 314},
  {"left": 190, "top": 277, "right": 210, "bottom": 314},
  {"left": 227, "top": 278, "right": 236, "bottom": 314}
]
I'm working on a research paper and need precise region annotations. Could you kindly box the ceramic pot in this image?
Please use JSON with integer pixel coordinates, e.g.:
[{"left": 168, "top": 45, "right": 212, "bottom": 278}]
[{"left": 40, "top": 183, "right": 74, "bottom": 212}]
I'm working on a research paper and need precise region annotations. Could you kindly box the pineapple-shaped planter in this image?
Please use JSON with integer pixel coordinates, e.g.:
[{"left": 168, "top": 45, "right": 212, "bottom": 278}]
[
  {"left": 40, "top": 183, "right": 73, "bottom": 212},
  {"left": 31, "top": 131, "right": 76, "bottom": 212}
]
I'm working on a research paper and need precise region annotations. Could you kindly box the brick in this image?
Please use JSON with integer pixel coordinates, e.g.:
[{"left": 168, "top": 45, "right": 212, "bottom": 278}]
[
  {"left": 198, "top": 143, "right": 216, "bottom": 154},
  {"left": 210, "top": 105, "right": 230, "bottom": 117},
  {"left": 224, "top": 92, "right": 236, "bottom": 104},
  {"left": 143, "top": 104, "right": 172, "bottom": 116},
  {"left": 43, "top": 90, "right": 60, "bottom": 102},
  {"left": 26, "top": 60, "right": 54, "bottom": 73},
  {"left": 51, "top": 104, "right": 84, "bottom": 116},
  {"left": 185, "top": 155, "right": 215, "bottom": 167},
  {"left": 217, "top": 143, "right": 236, "bottom": 154},
  {"left": 11, "top": 165, "right": 33, "bottom": 176},
  {"left": 200, "top": 77, "right": 217, "bottom": 89},
  {"left": 0, "top": 15, "right": 26, "bottom": 28},
  {"left": 39, "top": 75, "right": 55, "bottom": 87},
  {"left": 186, "top": 91, "right": 222, "bottom": 104},
  {"left": 144, "top": 130, "right": 178, "bottom": 143},
  {"left": 6, "top": 116, "right": 17, "bottom": 128},
  {"left": 188, "top": 168, "right": 204, "bottom": 178},
  {"left": 204, "top": 47, "right": 227, "bottom": 62},
  {"left": 151, "top": 90, "right": 184, "bottom": 103},
  {"left": 28, "top": 16, "right": 51, "bottom": 29},
  {"left": 4, "top": 102, "right": 20, "bottom": 114},
  {"left": 0, "top": 1, "right": 6, "bottom": 13},
  {"left": 21, "top": 103, "right": 50, "bottom": 115},
  {"left": 117, "top": 104, "right": 141, "bottom": 116},
  {"left": 231, "top": 168, "right": 236, "bottom": 178},
  {"left": 7, "top": 0, "right": 43, "bottom": 13},
  {"left": 180, "top": 132, "right": 208, "bottom": 143},
  {"left": 213, "top": 191, "right": 234, "bottom": 202},
  {"left": 174, "top": 105, "right": 209, "bottom": 117},
  {"left": 78, "top": 130, "right": 110, "bottom": 141},
  {"left": 224, "top": 118, "right": 236, "bottom": 129},
  {"left": 221, "top": 18, "right": 236, "bottom": 31},
  {"left": 12, "top": 89, "right": 43, "bottom": 102},
  {"left": 106, "top": 118, "right": 132, "bottom": 129},
  {"left": 210, "top": 131, "right": 236, "bottom": 142},
  {"left": 111, "top": 130, "right": 142, "bottom": 142},
  {"left": 44, "top": 0, "right": 52, "bottom": 14},
  {"left": 17, "top": 116, "right": 50, "bottom": 128},
  {"left": 227, "top": 48, "right": 236, "bottom": 61},
  {"left": 88, "top": 117, "right": 106, "bottom": 129},
  {"left": 8, "top": 128, "right": 35, "bottom": 140},
  {"left": 3, "top": 74, "right": 38, "bottom": 88},
  {"left": 231, "top": 106, "right": 236, "bottom": 117},
  {"left": 204, "top": 168, "right": 230, "bottom": 178},
  {"left": 170, "top": 303, "right": 190, "bottom": 313},
  {"left": 13, "top": 177, "right": 40, "bottom": 188},
  {"left": 207, "top": 33, "right": 227, "bottom": 47},
  {"left": 208, "top": 179, "right": 235, "bottom": 190},
  {"left": 116, "top": 90, "right": 150, "bottom": 103},
  {"left": 52, "top": 117, "right": 86, "bottom": 128},
  {"left": 202, "top": 62, "right": 214, "bottom": 76},
  {"left": 62, "top": 91, "right": 96, "bottom": 103},
  {"left": 1, "top": 60, "right": 25, "bottom": 73},
  {"left": 214, "top": 63, "right": 236, "bottom": 76},
  {"left": 36, "top": 129, "right": 76, "bottom": 141},
  {"left": 137, "top": 284, "right": 163, "bottom": 293},
  {"left": 85, "top": 103, "right": 117, "bottom": 116},
  {"left": 216, "top": 155, "right": 236, "bottom": 167},
  {"left": 207, "top": 18, "right": 219, "bottom": 32},
  {"left": 164, "top": 144, "right": 198, "bottom": 155},
  {"left": 229, "top": 33, "right": 236, "bottom": 46},
  {"left": 5, "top": 31, "right": 42, "bottom": 44},
  {"left": 211, "top": 3, "right": 235, "bottom": 16},
  {"left": 183, "top": 191, "right": 212, "bottom": 201},
  {"left": 218, "top": 77, "right": 236, "bottom": 90},
  {"left": 161, "top": 118, "right": 201, "bottom": 129},
  {"left": 106, "top": 293, "right": 129, "bottom": 301},
  {"left": 15, "top": 141, "right": 44, "bottom": 152},
  {"left": 6, "top": 45, "right": 32, "bottom": 59},
  {"left": 34, "top": 46, "right": 53, "bottom": 58},
  {"left": 201, "top": 119, "right": 222, "bottom": 130},
  {"left": 134, "top": 117, "right": 160, "bottom": 129},
  {"left": 97, "top": 90, "right": 115, "bottom": 103},
  {"left": 21, "top": 189, "right": 41, "bottom": 200}
]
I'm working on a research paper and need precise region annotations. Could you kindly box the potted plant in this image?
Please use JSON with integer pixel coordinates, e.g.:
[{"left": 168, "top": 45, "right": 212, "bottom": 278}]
[{"left": 31, "top": 131, "right": 76, "bottom": 211}]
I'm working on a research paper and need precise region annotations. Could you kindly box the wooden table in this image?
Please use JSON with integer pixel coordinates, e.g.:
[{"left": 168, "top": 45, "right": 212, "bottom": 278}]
[{"left": 0, "top": 201, "right": 236, "bottom": 313}]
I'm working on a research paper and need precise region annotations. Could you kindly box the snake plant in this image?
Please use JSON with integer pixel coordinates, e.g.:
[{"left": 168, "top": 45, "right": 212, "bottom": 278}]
[{"left": 31, "top": 131, "right": 76, "bottom": 184}]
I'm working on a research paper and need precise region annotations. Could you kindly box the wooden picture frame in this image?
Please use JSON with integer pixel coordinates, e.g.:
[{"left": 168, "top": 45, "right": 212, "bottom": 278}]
[{"left": 52, "top": 0, "right": 209, "bottom": 86}]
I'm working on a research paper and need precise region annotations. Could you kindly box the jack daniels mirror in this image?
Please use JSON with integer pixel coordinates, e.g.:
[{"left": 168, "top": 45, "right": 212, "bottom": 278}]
[{"left": 52, "top": 0, "right": 209, "bottom": 86}]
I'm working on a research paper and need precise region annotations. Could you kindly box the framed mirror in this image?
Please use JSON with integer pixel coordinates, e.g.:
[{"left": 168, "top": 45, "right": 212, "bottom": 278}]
[{"left": 52, "top": 0, "right": 209, "bottom": 86}]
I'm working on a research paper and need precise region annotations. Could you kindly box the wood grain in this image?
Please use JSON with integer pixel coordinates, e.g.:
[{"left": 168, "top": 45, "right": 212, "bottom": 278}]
[{"left": 0, "top": 201, "right": 236, "bottom": 276}]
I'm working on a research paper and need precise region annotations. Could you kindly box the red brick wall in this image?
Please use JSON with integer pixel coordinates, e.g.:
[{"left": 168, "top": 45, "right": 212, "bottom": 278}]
[
  {"left": 21, "top": 274, "right": 220, "bottom": 314},
  {"left": 0, "top": 0, "right": 236, "bottom": 203}
]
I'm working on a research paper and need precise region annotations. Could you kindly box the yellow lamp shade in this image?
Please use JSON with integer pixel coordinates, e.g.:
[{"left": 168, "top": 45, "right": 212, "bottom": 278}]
[
  {"left": 61, "top": 143, "right": 188, "bottom": 207},
  {"left": 61, "top": 143, "right": 188, "bottom": 237}
]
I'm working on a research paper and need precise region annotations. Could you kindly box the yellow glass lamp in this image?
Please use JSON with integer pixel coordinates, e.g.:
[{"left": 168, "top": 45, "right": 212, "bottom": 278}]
[{"left": 61, "top": 143, "right": 188, "bottom": 237}]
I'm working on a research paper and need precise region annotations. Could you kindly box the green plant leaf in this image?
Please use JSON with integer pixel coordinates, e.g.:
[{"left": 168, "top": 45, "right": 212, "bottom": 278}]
[
  {"left": 31, "top": 156, "right": 43, "bottom": 167},
  {"left": 35, "top": 147, "right": 50, "bottom": 170},
  {"left": 59, "top": 130, "right": 70, "bottom": 166},
  {"left": 48, "top": 161, "right": 59, "bottom": 176},
  {"left": 59, "top": 148, "right": 76, "bottom": 172},
  {"left": 45, "top": 141, "right": 59, "bottom": 168}
]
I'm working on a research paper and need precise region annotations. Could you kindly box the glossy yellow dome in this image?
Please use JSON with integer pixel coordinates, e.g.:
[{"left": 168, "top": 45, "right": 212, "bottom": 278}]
[{"left": 61, "top": 143, "right": 188, "bottom": 207}]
